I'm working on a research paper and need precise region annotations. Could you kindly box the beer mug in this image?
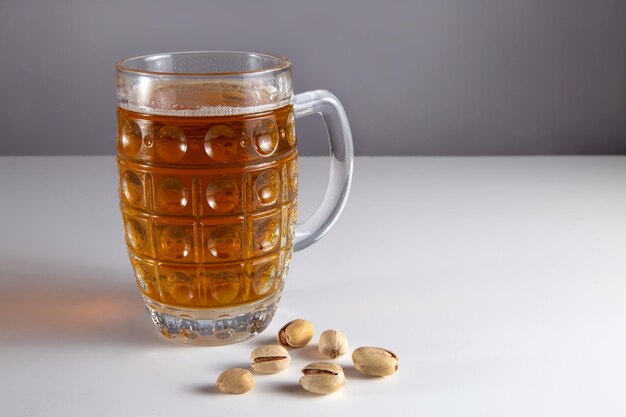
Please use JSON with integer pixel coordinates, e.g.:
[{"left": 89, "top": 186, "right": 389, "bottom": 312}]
[{"left": 116, "top": 52, "right": 353, "bottom": 344}]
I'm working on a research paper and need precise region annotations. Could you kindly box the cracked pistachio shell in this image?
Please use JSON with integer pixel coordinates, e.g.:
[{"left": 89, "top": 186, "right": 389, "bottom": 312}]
[
  {"left": 250, "top": 344, "right": 291, "bottom": 374},
  {"left": 299, "top": 362, "right": 346, "bottom": 395},
  {"left": 352, "top": 347, "right": 399, "bottom": 377},
  {"left": 278, "top": 319, "right": 314, "bottom": 348},
  {"left": 318, "top": 329, "right": 349, "bottom": 358}
]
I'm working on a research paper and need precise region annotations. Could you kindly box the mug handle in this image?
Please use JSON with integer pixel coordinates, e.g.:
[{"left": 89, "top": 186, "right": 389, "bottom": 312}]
[{"left": 292, "top": 90, "right": 354, "bottom": 251}]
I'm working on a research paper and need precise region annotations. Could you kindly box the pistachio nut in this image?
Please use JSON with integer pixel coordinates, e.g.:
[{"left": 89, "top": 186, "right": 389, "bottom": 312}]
[
  {"left": 250, "top": 344, "right": 291, "bottom": 374},
  {"left": 278, "top": 319, "right": 314, "bottom": 348},
  {"left": 352, "top": 347, "right": 399, "bottom": 377},
  {"left": 216, "top": 368, "right": 255, "bottom": 394},
  {"left": 318, "top": 329, "right": 349, "bottom": 358},
  {"left": 299, "top": 362, "right": 346, "bottom": 395}
]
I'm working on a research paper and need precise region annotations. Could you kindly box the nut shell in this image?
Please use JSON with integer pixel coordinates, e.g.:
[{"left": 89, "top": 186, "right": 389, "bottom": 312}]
[
  {"left": 216, "top": 368, "right": 255, "bottom": 394},
  {"left": 299, "top": 362, "right": 346, "bottom": 394},
  {"left": 278, "top": 319, "right": 314, "bottom": 348},
  {"left": 250, "top": 344, "right": 291, "bottom": 374},
  {"left": 352, "top": 347, "right": 399, "bottom": 377},
  {"left": 318, "top": 329, "right": 349, "bottom": 358}
]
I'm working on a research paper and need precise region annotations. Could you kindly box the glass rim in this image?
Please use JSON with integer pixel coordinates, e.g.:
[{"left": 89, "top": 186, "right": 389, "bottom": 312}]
[{"left": 116, "top": 51, "right": 292, "bottom": 77}]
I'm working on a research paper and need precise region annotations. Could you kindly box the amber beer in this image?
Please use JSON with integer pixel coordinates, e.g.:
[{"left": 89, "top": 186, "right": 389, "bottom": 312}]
[
  {"left": 116, "top": 52, "right": 352, "bottom": 345},
  {"left": 118, "top": 102, "right": 298, "bottom": 313}
]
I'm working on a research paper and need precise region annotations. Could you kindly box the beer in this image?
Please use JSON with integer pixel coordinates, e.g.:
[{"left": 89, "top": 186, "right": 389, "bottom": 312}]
[
  {"left": 117, "top": 104, "right": 298, "bottom": 309},
  {"left": 116, "top": 51, "right": 352, "bottom": 344}
]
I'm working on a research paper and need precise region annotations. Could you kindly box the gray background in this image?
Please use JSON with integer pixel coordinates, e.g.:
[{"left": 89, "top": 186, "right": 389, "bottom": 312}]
[{"left": 1, "top": 0, "right": 624, "bottom": 156}]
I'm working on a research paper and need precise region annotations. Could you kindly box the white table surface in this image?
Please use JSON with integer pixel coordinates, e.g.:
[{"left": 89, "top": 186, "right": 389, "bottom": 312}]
[{"left": 1, "top": 156, "right": 625, "bottom": 417}]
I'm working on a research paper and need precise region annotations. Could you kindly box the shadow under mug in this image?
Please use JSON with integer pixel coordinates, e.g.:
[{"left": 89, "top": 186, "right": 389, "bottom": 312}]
[{"left": 116, "top": 51, "right": 353, "bottom": 345}]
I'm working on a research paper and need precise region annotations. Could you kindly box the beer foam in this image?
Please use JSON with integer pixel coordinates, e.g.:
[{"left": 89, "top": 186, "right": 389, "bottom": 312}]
[{"left": 118, "top": 98, "right": 292, "bottom": 117}]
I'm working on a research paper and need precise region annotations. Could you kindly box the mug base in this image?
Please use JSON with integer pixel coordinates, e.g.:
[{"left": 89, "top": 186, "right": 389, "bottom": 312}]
[{"left": 143, "top": 293, "right": 281, "bottom": 346}]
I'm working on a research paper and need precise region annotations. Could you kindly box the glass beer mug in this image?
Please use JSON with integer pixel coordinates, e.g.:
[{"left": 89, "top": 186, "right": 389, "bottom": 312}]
[{"left": 116, "top": 52, "right": 353, "bottom": 344}]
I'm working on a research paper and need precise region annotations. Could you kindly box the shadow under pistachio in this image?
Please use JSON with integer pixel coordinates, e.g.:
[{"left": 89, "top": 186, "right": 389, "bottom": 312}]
[
  {"left": 273, "top": 382, "right": 321, "bottom": 398},
  {"left": 342, "top": 365, "right": 377, "bottom": 380},
  {"left": 186, "top": 383, "right": 223, "bottom": 396}
]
